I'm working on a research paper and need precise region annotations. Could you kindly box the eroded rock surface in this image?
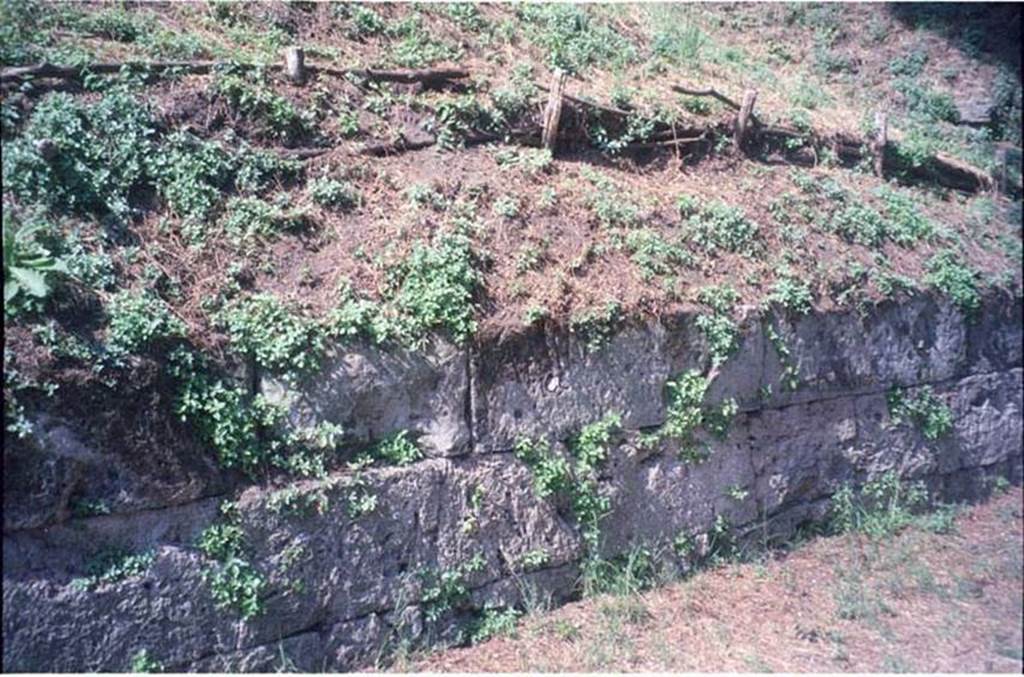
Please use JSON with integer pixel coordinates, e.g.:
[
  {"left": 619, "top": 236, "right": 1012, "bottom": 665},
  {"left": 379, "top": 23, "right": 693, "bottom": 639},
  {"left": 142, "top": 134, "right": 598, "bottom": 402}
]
[{"left": 4, "top": 292, "right": 1022, "bottom": 672}]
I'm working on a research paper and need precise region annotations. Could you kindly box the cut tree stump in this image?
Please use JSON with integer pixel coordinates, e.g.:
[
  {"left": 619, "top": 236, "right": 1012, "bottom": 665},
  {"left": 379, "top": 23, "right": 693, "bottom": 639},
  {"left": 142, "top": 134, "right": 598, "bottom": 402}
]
[
  {"left": 542, "top": 70, "right": 568, "bottom": 153},
  {"left": 872, "top": 111, "right": 887, "bottom": 178},
  {"left": 734, "top": 89, "right": 758, "bottom": 153}
]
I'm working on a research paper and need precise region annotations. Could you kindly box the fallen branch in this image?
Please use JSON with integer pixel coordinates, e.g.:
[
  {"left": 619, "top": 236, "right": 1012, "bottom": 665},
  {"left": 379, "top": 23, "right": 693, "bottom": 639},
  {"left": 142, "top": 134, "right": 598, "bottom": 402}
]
[
  {"left": 622, "top": 135, "right": 707, "bottom": 151},
  {"left": 536, "top": 84, "right": 633, "bottom": 120},
  {"left": 1, "top": 60, "right": 469, "bottom": 86},
  {"left": 672, "top": 85, "right": 742, "bottom": 111},
  {"left": 346, "top": 67, "right": 469, "bottom": 84},
  {"left": 276, "top": 147, "right": 330, "bottom": 160}
]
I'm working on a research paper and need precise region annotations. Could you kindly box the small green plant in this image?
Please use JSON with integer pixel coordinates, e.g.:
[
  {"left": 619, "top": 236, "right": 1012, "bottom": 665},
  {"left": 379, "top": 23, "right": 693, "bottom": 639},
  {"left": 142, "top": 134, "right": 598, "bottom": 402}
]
[
  {"left": 218, "top": 294, "right": 324, "bottom": 373},
  {"left": 570, "top": 301, "right": 623, "bottom": 353},
  {"left": 420, "top": 553, "right": 486, "bottom": 622},
  {"left": 887, "top": 386, "right": 953, "bottom": 440},
  {"left": 129, "top": 649, "right": 164, "bottom": 673},
  {"left": 768, "top": 269, "right": 813, "bottom": 315},
  {"left": 673, "top": 532, "right": 694, "bottom": 559},
  {"left": 518, "top": 548, "right": 551, "bottom": 571},
  {"left": 830, "top": 471, "right": 928, "bottom": 539},
  {"left": 308, "top": 177, "right": 359, "bottom": 210},
  {"left": 624, "top": 229, "right": 693, "bottom": 281},
  {"left": 197, "top": 504, "right": 265, "bottom": 619},
  {"left": 220, "top": 196, "right": 305, "bottom": 243},
  {"left": 3, "top": 89, "right": 156, "bottom": 219},
  {"left": 3, "top": 211, "right": 67, "bottom": 314},
  {"left": 925, "top": 249, "right": 980, "bottom": 313},
  {"left": 580, "top": 543, "right": 657, "bottom": 597},
  {"left": 382, "top": 231, "right": 480, "bottom": 346},
  {"left": 726, "top": 484, "right": 749, "bottom": 501},
  {"left": 829, "top": 203, "right": 887, "bottom": 247},
  {"left": 266, "top": 485, "right": 330, "bottom": 517},
  {"left": 517, "top": 4, "right": 638, "bottom": 75},
  {"left": 343, "top": 456, "right": 378, "bottom": 518},
  {"left": 370, "top": 430, "right": 422, "bottom": 466},
  {"left": 204, "top": 557, "right": 266, "bottom": 619},
  {"left": 105, "top": 291, "right": 186, "bottom": 356},
  {"left": 679, "top": 198, "right": 760, "bottom": 256},
  {"left": 212, "top": 68, "right": 314, "bottom": 143},
  {"left": 583, "top": 173, "right": 642, "bottom": 229},
  {"left": 492, "top": 195, "right": 521, "bottom": 220},
  {"left": 386, "top": 13, "right": 464, "bottom": 68},
  {"left": 516, "top": 413, "right": 620, "bottom": 553},
  {"left": 766, "top": 321, "right": 800, "bottom": 391},
  {"left": 470, "top": 605, "right": 521, "bottom": 644},
  {"left": 71, "top": 498, "right": 111, "bottom": 517},
  {"left": 695, "top": 285, "right": 740, "bottom": 365},
  {"left": 72, "top": 548, "right": 156, "bottom": 590},
  {"left": 662, "top": 370, "right": 710, "bottom": 457},
  {"left": 168, "top": 346, "right": 282, "bottom": 473}
]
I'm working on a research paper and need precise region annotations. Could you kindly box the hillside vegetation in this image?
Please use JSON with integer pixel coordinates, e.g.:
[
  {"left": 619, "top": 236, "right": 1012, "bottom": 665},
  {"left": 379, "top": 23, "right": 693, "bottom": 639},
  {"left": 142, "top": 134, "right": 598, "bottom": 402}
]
[{"left": 3, "top": 2, "right": 1022, "bottom": 480}]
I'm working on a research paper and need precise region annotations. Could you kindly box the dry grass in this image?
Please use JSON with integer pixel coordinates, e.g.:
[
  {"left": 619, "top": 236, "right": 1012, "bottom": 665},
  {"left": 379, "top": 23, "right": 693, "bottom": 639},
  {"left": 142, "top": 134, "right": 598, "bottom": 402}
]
[{"left": 406, "top": 487, "right": 1024, "bottom": 673}]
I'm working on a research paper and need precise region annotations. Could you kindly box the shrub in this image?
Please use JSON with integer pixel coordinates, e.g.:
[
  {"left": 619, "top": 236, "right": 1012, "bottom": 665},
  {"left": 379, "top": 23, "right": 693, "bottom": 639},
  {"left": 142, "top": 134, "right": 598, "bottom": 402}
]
[
  {"left": 679, "top": 198, "right": 759, "bottom": 256},
  {"left": 3, "top": 90, "right": 156, "bottom": 219},
  {"left": 220, "top": 196, "right": 305, "bottom": 243},
  {"left": 517, "top": 4, "right": 637, "bottom": 75},
  {"left": 695, "top": 285, "right": 740, "bottom": 365},
  {"left": 570, "top": 301, "right": 623, "bottom": 353},
  {"left": 307, "top": 177, "right": 359, "bottom": 210},
  {"left": 925, "top": 250, "right": 979, "bottom": 313},
  {"left": 830, "top": 471, "right": 928, "bottom": 539},
  {"left": 370, "top": 430, "right": 422, "bottom": 466},
  {"left": 105, "top": 291, "right": 186, "bottom": 355},
  {"left": 887, "top": 386, "right": 953, "bottom": 440},
  {"left": 768, "top": 270, "right": 813, "bottom": 315},
  {"left": 212, "top": 69, "right": 314, "bottom": 143},
  {"left": 383, "top": 232, "right": 480, "bottom": 345},
  {"left": 218, "top": 294, "right": 324, "bottom": 373}
]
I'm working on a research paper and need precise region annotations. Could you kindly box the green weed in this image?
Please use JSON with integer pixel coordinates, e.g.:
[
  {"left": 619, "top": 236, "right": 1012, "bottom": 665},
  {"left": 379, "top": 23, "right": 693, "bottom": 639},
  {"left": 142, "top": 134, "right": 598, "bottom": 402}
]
[
  {"left": 129, "top": 649, "right": 163, "bottom": 673},
  {"left": 105, "top": 291, "right": 186, "bottom": 355},
  {"left": 695, "top": 285, "right": 740, "bottom": 365},
  {"left": 679, "top": 198, "right": 760, "bottom": 256},
  {"left": 218, "top": 293, "right": 324, "bottom": 373},
  {"left": 887, "top": 386, "right": 953, "bottom": 440},
  {"left": 925, "top": 249, "right": 980, "bottom": 313},
  {"left": 72, "top": 548, "right": 155, "bottom": 590},
  {"left": 830, "top": 471, "right": 928, "bottom": 539}
]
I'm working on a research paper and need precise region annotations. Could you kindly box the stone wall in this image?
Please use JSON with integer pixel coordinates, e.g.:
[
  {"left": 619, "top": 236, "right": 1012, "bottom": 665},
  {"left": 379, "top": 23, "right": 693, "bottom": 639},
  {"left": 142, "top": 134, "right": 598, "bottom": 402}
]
[{"left": 4, "top": 292, "right": 1022, "bottom": 671}]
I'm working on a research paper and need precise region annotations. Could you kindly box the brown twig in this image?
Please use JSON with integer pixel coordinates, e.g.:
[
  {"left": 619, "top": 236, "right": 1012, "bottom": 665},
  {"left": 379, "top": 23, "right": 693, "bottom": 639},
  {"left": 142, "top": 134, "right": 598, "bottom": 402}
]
[{"left": 672, "top": 85, "right": 742, "bottom": 111}]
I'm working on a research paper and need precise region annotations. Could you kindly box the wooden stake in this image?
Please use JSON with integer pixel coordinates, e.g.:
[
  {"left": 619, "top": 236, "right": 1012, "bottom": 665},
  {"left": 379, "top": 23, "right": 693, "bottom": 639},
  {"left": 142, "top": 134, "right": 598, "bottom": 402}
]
[
  {"left": 872, "top": 111, "right": 887, "bottom": 178},
  {"left": 284, "top": 47, "right": 305, "bottom": 85},
  {"left": 734, "top": 89, "right": 757, "bottom": 153},
  {"left": 542, "top": 70, "right": 567, "bottom": 153}
]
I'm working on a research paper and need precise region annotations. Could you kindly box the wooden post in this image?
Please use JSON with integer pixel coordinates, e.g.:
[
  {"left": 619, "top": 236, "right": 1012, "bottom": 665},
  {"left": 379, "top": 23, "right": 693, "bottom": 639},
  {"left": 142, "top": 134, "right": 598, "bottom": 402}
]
[
  {"left": 284, "top": 46, "right": 305, "bottom": 85},
  {"left": 734, "top": 89, "right": 757, "bottom": 153},
  {"left": 872, "top": 111, "right": 887, "bottom": 178},
  {"left": 994, "top": 144, "right": 1008, "bottom": 196},
  {"left": 542, "top": 70, "right": 567, "bottom": 153}
]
